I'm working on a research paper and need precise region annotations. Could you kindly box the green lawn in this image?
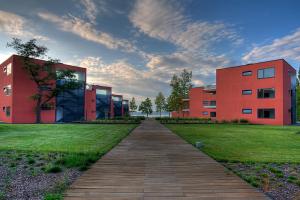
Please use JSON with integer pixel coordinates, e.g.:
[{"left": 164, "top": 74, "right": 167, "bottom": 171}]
[
  {"left": 0, "top": 124, "right": 136, "bottom": 154},
  {"left": 166, "top": 124, "right": 300, "bottom": 163}
]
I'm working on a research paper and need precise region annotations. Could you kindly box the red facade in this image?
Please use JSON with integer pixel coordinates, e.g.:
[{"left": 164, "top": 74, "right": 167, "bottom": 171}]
[
  {"left": 0, "top": 55, "right": 86, "bottom": 123},
  {"left": 173, "top": 59, "right": 296, "bottom": 125}
]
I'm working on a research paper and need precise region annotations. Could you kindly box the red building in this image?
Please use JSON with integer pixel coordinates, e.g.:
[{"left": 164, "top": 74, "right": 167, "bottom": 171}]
[
  {"left": 0, "top": 55, "right": 86, "bottom": 123},
  {"left": 85, "top": 84, "right": 113, "bottom": 121},
  {"left": 173, "top": 59, "right": 297, "bottom": 125}
]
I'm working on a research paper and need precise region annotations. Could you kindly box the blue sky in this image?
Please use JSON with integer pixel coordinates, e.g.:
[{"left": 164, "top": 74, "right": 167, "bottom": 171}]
[{"left": 1, "top": 0, "right": 300, "bottom": 102}]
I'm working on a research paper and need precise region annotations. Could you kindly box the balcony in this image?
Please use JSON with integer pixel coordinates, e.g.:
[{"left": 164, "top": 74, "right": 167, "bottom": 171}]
[{"left": 203, "top": 100, "right": 216, "bottom": 109}]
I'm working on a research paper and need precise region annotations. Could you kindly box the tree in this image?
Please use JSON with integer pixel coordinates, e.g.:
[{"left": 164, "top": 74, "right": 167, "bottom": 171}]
[
  {"left": 168, "top": 69, "right": 192, "bottom": 115},
  {"left": 7, "top": 38, "right": 82, "bottom": 123},
  {"left": 155, "top": 92, "right": 166, "bottom": 117},
  {"left": 129, "top": 97, "right": 137, "bottom": 112},
  {"left": 297, "top": 67, "right": 300, "bottom": 86},
  {"left": 165, "top": 95, "right": 175, "bottom": 117},
  {"left": 139, "top": 97, "right": 153, "bottom": 117}
]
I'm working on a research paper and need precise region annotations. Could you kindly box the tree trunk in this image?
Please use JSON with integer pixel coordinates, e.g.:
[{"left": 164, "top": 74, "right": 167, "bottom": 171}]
[{"left": 36, "top": 96, "right": 42, "bottom": 123}]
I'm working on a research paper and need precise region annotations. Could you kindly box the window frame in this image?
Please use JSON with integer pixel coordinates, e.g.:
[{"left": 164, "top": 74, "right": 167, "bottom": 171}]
[
  {"left": 257, "top": 108, "right": 275, "bottom": 119},
  {"left": 210, "top": 112, "right": 216, "bottom": 117},
  {"left": 242, "top": 90, "right": 252, "bottom": 95},
  {"left": 242, "top": 109, "right": 252, "bottom": 114},
  {"left": 257, "top": 67, "right": 275, "bottom": 79},
  {"left": 5, "top": 106, "right": 11, "bottom": 117},
  {"left": 202, "top": 111, "right": 208, "bottom": 115},
  {"left": 257, "top": 88, "right": 275, "bottom": 99},
  {"left": 242, "top": 71, "right": 252, "bottom": 76},
  {"left": 3, "top": 85, "right": 12, "bottom": 96}
]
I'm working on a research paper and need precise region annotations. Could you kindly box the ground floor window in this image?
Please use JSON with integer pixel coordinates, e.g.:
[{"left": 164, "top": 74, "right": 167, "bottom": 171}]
[
  {"left": 257, "top": 108, "right": 275, "bottom": 119},
  {"left": 5, "top": 106, "right": 10, "bottom": 117},
  {"left": 210, "top": 112, "right": 216, "bottom": 117},
  {"left": 202, "top": 111, "right": 208, "bottom": 115}
]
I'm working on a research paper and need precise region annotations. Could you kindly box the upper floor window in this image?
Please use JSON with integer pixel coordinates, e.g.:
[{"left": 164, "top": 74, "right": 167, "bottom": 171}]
[
  {"left": 258, "top": 67, "right": 275, "bottom": 79},
  {"left": 258, "top": 108, "right": 275, "bottom": 119},
  {"left": 242, "top": 90, "right": 252, "bottom": 95},
  {"left": 242, "top": 71, "right": 252, "bottom": 76},
  {"left": 96, "top": 89, "right": 109, "bottom": 95},
  {"left": 3, "top": 85, "right": 12, "bottom": 96},
  {"left": 3, "top": 63, "right": 12, "bottom": 75},
  {"left": 203, "top": 101, "right": 209, "bottom": 106},
  {"left": 257, "top": 88, "right": 275, "bottom": 98}
]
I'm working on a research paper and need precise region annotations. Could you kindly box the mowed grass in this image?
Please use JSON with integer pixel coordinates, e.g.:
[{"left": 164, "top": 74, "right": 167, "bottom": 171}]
[
  {"left": 0, "top": 124, "right": 137, "bottom": 154},
  {"left": 166, "top": 124, "right": 300, "bottom": 163}
]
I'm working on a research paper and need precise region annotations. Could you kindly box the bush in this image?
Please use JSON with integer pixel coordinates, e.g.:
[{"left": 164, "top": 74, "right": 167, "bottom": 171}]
[
  {"left": 221, "top": 120, "right": 229, "bottom": 124},
  {"left": 239, "top": 119, "right": 249, "bottom": 124},
  {"left": 27, "top": 158, "right": 35, "bottom": 164},
  {"left": 44, "top": 164, "right": 62, "bottom": 173},
  {"left": 44, "top": 193, "right": 62, "bottom": 200},
  {"left": 231, "top": 119, "right": 239, "bottom": 124},
  {"left": 56, "top": 153, "right": 99, "bottom": 170}
]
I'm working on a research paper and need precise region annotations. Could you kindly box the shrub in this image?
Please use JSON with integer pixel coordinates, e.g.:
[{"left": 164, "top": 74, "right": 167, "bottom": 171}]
[
  {"left": 28, "top": 158, "right": 35, "bottom": 165},
  {"left": 0, "top": 192, "right": 5, "bottom": 200},
  {"left": 221, "top": 120, "right": 229, "bottom": 124},
  {"left": 44, "top": 193, "right": 62, "bottom": 200},
  {"left": 231, "top": 119, "right": 239, "bottom": 124},
  {"left": 239, "top": 119, "right": 249, "bottom": 124},
  {"left": 56, "top": 153, "right": 99, "bottom": 170},
  {"left": 44, "top": 164, "right": 62, "bottom": 173}
]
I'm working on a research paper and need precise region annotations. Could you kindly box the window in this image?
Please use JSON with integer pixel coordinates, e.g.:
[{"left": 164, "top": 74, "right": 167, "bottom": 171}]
[
  {"left": 242, "top": 90, "right": 252, "bottom": 95},
  {"left": 202, "top": 111, "right": 208, "bottom": 115},
  {"left": 203, "top": 101, "right": 209, "bottom": 106},
  {"left": 96, "top": 89, "right": 109, "bottom": 95},
  {"left": 257, "top": 88, "right": 275, "bottom": 98},
  {"left": 5, "top": 107, "right": 10, "bottom": 117},
  {"left": 41, "top": 103, "right": 54, "bottom": 110},
  {"left": 3, "top": 63, "right": 12, "bottom": 75},
  {"left": 242, "top": 109, "right": 252, "bottom": 114},
  {"left": 210, "top": 112, "right": 216, "bottom": 117},
  {"left": 210, "top": 101, "right": 216, "bottom": 106},
  {"left": 258, "top": 67, "right": 275, "bottom": 79},
  {"left": 242, "top": 71, "right": 252, "bottom": 76},
  {"left": 3, "top": 85, "right": 12, "bottom": 96},
  {"left": 258, "top": 109, "right": 275, "bottom": 119}
]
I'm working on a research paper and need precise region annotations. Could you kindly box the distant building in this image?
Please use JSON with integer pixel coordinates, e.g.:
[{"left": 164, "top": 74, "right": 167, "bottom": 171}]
[{"left": 173, "top": 59, "right": 296, "bottom": 125}]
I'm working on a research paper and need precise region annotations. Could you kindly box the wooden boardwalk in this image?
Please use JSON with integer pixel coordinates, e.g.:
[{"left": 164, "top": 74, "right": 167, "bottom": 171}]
[{"left": 64, "top": 119, "right": 268, "bottom": 200}]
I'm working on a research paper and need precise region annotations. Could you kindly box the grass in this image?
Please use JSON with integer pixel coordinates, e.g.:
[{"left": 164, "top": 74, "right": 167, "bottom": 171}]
[
  {"left": 0, "top": 124, "right": 136, "bottom": 154},
  {"left": 166, "top": 124, "right": 300, "bottom": 163}
]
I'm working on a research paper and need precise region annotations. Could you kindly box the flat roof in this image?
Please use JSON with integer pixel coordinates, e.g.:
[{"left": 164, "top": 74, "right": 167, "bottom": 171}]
[{"left": 217, "top": 58, "right": 294, "bottom": 71}]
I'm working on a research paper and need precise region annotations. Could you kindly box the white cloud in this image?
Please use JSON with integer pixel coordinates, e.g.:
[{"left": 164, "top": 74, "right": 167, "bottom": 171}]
[
  {"left": 78, "top": 56, "right": 170, "bottom": 102},
  {"left": 38, "top": 12, "right": 145, "bottom": 56},
  {"left": 243, "top": 28, "right": 300, "bottom": 63},
  {"left": 0, "top": 10, "right": 48, "bottom": 40},
  {"left": 129, "top": 0, "right": 241, "bottom": 51},
  {"left": 129, "top": 0, "right": 239, "bottom": 86},
  {"left": 80, "top": 0, "right": 98, "bottom": 24}
]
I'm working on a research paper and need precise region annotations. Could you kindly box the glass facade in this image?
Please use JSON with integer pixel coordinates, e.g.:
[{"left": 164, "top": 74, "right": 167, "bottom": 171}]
[
  {"left": 55, "top": 71, "right": 85, "bottom": 122},
  {"left": 122, "top": 100, "right": 129, "bottom": 116},
  {"left": 96, "top": 88, "right": 111, "bottom": 119},
  {"left": 112, "top": 96, "right": 122, "bottom": 117}
]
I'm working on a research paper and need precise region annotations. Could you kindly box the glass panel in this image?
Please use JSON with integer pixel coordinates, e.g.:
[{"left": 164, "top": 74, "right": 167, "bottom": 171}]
[
  {"left": 242, "top": 90, "right": 252, "bottom": 95},
  {"left": 96, "top": 89, "right": 108, "bottom": 95},
  {"left": 264, "top": 68, "right": 275, "bottom": 78},
  {"left": 258, "top": 69, "right": 264, "bottom": 78},
  {"left": 203, "top": 101, "right": 209, "bottom": 106},
  {"left": 202, "top": 111, "right": 208, "bottom": 115},
  {"left": 6, "top": 63, "right": 11, "bottom": 75},
  {"left": 242, "top": 109, "right": 252, "bottom": 114},
  {"left": 257, "top": 109, "right": 275, "bottom": 119},
  {"left": 5, "top": 107, "right": 10, "bottom": 117},
  {"left": 96, "top": 91, "right": 111, "bottom": 119},
  {"left": 242, "top": 71, "right": 252, "bottom": 76},
  {"left": 210, "top": 112, "right": 216, "bottom": 117},
  {"left": 210, "top": 101, "right": 216, "bottom": 106}
]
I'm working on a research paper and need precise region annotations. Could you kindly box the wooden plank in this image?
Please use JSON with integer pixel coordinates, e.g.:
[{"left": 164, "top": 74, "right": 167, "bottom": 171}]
[{"left": 64, "top": 119, "right": 268, "bottom": 200}]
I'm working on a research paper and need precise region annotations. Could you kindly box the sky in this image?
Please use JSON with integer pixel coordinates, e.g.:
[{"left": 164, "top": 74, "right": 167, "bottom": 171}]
[{"left": 1, "top": 0, "right": 300, "bottom": 104}]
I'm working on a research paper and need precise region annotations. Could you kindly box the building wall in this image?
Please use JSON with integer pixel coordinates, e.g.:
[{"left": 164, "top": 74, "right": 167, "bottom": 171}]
[
  {"left": 189, "top": 87, "right": 216, "bottom": 119},
  {"left": 0, "top": 56, "right": 13, "bottom": 123},
  {"left": 216, "top": 59, "right": 295, "bottom": 125},
  {"left": 0, "top": 55, "right": 86, "bottom": 123},
  {"left": 112, "top": 94, "right": 123, "bottom": 117},
  {"left": 85, "top": 86, "right": 96, "bottom": 121}
]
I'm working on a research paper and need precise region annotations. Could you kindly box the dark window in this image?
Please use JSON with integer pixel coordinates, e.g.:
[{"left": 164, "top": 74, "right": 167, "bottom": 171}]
[
  {"left": 210, "top": 101, "right": 216, "bottom": 106},
  {"left": 3, "top": 85, "right": 12, "bottom": 96},
  {"left": 210, "top": 112, "right": 216, "bottom": 117},
  {"left": 202, "top": 111, "right": 208, "bottom": 115},
  {"left": 242, "top": 90, "right": 252, "bottom": 95},
  {"left": 5, "top": 107, "right": 10, "bottom": 117},
  {"left": 257, "top": 88, "right": 275, "bottom": 98},
  {"left": 203, "top": 101, "right": 209, "bottom": 106},
  {"left": 41, "top": 103, "right": 54, "bottom": 110},
  {"left": 242, "top": 109, "right": 252, "bottom": 114},
  {"left": 258, "top": 67, "right": 275, "bottom": 79},
  {"left": 242, "top": 71, "right": 252, "bottom": 76},
  {"left": 257, "top": 109, "right": 275, "bottom": 119}
]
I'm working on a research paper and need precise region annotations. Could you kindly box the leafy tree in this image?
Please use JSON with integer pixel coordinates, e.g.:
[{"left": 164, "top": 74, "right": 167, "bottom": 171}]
[
  {"left": 168, "top": 69, "right": 192, "bottom": 114},
  {"left": 165, "top": 95, "right": 175, "bottom": 117},
  {"left": 129, "top": 97, "right": 137, "bottom": 112},
  {"left": 7, "top": 38, "right": 82, "bottom": 123},
  {"left": 139, "top": 97, "right": 153, "bottom": 117},
  {"left": 155, "top": 92, "right": 166, "bottom": 117},
  {"left": 297, "top": 67, "right": 300, "bottom": 86}
]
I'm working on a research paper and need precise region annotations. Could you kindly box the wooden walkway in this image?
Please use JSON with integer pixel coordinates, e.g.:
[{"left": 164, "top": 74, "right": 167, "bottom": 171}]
[{"left": 64, "top": 119, "right": 268, "bottom": 200}]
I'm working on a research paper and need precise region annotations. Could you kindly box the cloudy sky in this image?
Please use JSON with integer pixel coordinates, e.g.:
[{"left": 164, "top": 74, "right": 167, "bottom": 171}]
[{"left": 1, "top": 0, "right": 300, "bottom": 103}]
